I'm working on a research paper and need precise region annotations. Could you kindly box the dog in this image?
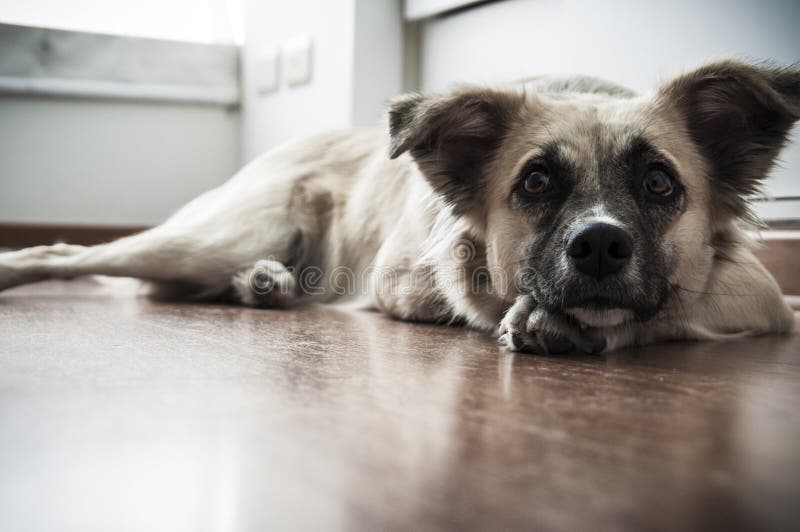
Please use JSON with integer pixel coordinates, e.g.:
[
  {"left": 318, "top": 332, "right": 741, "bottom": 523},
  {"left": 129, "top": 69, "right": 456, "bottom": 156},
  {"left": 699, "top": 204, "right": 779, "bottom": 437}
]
[{"left": 1, "top": 59, "right": 797, "bottom": 354}]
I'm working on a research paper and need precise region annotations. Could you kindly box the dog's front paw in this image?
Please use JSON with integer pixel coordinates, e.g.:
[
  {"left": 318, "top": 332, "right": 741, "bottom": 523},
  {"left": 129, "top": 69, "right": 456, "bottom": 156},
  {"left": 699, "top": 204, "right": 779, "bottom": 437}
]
[{"left": 498, "top": 295, "right": 606, "bottom": 354}]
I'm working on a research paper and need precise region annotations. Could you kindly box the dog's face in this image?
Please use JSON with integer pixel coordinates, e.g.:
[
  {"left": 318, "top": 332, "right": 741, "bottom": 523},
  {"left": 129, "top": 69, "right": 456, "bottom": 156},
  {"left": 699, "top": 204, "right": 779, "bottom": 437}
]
[
  {"left": 484, "top": 97, "right": 708, "bottom": 327},
  {"left": 389, "top": 61, "right": 800, "bottom": 327}
]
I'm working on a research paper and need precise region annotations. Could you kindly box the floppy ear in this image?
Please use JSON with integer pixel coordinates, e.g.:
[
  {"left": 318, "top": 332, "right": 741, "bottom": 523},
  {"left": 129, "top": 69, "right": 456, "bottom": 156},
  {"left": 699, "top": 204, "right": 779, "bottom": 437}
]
[
  {"left": 659, "top": 60, "right": 800, "bottom": 219},
  {"left": 387, "top": 87, "right": 523, "bottom": 214}
]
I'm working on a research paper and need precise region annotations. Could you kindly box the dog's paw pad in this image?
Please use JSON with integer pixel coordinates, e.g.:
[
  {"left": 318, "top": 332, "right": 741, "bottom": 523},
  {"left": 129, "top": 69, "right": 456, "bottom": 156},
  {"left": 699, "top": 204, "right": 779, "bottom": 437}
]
[
  {"left": 498, "top": 296, "right": 539, "bottom": 352},
  {"left": 232, "top": 260, "right": 296, "bottom": 308},
  {"left": 498, "top": 320, "right": 537, "bottom": 352}
]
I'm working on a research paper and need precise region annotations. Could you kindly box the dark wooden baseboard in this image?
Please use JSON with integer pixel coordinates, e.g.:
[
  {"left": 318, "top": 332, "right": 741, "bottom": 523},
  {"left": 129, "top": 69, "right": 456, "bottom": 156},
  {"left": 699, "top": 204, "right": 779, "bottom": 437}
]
[
  {"left": 751, "top": 231, "right": 800, "bottom": 296},
  {"left": 0, "top": 222, "right": 149, "bottom": 247}
]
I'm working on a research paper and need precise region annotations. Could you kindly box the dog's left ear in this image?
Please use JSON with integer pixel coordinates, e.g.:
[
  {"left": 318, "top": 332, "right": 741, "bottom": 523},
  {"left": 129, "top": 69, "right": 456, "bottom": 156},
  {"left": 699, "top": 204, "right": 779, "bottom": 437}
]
[
  {"left": 659, "top": 60, "right": 800, "bottom": 218},
  {"left": 388, "top": 87, "right": 523, "bottom": 214}
]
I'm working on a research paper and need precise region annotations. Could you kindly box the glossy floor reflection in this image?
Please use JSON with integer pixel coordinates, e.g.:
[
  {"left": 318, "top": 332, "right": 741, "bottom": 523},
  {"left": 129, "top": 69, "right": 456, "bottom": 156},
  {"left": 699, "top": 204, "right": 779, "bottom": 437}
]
[{"left": 1, "top": 279, "right": 799, "bottom": 531}]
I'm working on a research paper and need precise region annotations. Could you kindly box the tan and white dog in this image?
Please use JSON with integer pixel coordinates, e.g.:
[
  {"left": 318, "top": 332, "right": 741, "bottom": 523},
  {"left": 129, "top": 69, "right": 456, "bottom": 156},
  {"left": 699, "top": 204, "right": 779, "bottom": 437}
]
[{"left": 1, "top": 60, "right": 797, "bottom": 353}]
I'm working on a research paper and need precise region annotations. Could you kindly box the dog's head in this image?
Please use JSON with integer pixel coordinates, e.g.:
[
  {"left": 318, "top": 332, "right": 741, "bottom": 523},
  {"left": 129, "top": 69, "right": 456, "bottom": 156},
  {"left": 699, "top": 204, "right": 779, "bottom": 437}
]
[{"left": 388, "top": 60, "right": 800, "bottom": 327}]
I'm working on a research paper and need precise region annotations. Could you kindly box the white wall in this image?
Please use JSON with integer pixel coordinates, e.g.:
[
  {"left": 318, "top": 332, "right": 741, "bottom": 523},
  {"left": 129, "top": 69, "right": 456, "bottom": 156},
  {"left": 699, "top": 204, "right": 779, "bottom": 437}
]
[
  {"left": 240, "top": 0, "right": 403, "bottom": 162},
  {"left": 0, "top": 96, "right": 240, "bottom": 226},
  {"left": 1, "top": 1, "right": 403, "bottom": 227},
  {"left": 352, "top": 0, "right": 404, "bottom": 126},
  {"left": 241, "top": 0, "right": 353, "bottom": 162},
  {"left": 418, "top": 0, "right": 800, "bottom": 200},
  {"left": 0, "top": 22, "right": 242, "bottom": 227}
]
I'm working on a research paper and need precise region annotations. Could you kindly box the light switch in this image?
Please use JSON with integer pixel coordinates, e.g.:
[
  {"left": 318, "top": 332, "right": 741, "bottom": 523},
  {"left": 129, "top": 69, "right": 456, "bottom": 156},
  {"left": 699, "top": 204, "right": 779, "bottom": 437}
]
[
  {"left": 255, "top": 46, "right": 280, "bottom": 94},
  {"left": 282, "top": 34, "right": 313, "bottom": 86}
]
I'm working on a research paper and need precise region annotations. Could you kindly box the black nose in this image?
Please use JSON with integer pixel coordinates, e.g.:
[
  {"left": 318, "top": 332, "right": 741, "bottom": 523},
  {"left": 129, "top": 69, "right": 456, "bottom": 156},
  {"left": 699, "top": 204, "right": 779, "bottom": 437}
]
[{"left": 566, "top": 223, "right": 633, "bottom": 280}]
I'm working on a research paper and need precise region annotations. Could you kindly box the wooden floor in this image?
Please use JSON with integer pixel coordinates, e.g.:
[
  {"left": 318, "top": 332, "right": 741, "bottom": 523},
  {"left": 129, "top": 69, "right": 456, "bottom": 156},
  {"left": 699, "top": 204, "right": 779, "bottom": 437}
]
[{"left": 1, "top": 278, "right": 799, "bottom": 532}]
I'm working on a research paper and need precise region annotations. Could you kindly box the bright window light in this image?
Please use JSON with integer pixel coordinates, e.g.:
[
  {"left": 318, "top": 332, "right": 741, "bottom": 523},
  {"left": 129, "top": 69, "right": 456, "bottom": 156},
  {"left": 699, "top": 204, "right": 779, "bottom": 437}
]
[{"left": 0, "top": 0, "right": 244, "bottom": 44}]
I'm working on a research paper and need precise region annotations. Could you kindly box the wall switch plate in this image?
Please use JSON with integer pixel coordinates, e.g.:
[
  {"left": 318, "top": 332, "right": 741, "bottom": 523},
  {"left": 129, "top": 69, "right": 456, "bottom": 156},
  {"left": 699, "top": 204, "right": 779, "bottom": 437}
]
[
  {"left": 282, "top": 34, "right": 312, "bottom": 86},
  {"left": 255, "top": 46, "right": 280, "bottom": 94}
]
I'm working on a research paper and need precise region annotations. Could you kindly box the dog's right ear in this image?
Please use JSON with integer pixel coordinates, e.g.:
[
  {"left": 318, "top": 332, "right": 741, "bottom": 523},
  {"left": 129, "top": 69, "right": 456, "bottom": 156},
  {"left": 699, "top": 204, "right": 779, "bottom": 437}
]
[{"left": 387, "top": 87, "right": 523, "bottom": 214}]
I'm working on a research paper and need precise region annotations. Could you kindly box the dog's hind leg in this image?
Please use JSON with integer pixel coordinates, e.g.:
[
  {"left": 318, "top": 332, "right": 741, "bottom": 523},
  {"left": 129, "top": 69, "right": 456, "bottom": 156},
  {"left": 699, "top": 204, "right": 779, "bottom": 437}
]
[
  {"left": 0, "top": 226, "right": 251, "bottom": 299},
  {"left": 0, "top": 137, "right": 338, "bottom": 301}
]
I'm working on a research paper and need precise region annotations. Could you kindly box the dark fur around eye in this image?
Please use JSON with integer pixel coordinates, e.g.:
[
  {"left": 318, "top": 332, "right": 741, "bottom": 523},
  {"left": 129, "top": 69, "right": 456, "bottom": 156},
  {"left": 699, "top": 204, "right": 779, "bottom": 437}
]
[
  {"left": 625, "top": 138, "right": 684, "bottom": 206},
  {"left": 511, "top": 150, "right": 573, "bottom": 203}
]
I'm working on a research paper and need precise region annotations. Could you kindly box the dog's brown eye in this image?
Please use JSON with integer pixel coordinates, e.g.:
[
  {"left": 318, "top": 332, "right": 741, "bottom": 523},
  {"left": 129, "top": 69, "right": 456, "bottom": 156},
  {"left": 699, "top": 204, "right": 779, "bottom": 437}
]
[
  {"left": 522, "top": 170, "right": 550, "bottom": 195},
  {"left": 643, "top": 169, "right": 674, "bottom": 197}
]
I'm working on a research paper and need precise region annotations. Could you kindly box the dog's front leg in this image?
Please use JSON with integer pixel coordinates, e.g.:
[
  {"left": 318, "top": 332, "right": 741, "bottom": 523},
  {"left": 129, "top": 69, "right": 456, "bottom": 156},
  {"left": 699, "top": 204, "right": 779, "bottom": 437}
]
[{"left": 499, "top": 295, "right": 607, "bottom": 354}]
